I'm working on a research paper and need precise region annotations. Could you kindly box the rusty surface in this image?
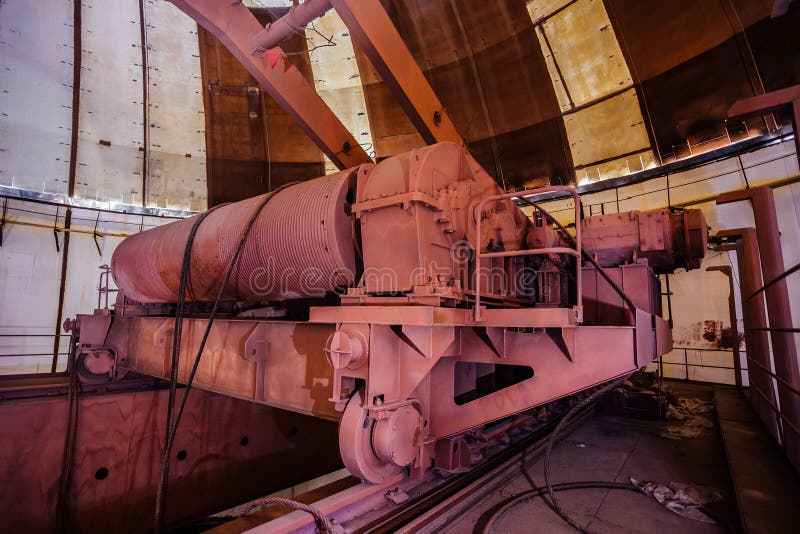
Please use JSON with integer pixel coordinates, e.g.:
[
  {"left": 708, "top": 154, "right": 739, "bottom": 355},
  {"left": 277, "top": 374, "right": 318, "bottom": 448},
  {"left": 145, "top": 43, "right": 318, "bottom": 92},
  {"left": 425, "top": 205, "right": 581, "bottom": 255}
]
[
  {"left": 94, "top": 143, "right": 706, "bottom": 492},
  {"left": 198, "top": 10, "right": 325, "bottom": 205},
  {"left": 331, "top": 0, "right": 463, "bottom": 147},
  {"left": 0, "top": 387, "right": 340, "bottom": 533},
  {"left": 111, "top": 169, "right": 363, "bottom": 303},
  {"left": 727, "top": 83, "right": 800, "bottom": 164},
  {"left": 706, "top": 265, "right": 743, "bottom": 388}
]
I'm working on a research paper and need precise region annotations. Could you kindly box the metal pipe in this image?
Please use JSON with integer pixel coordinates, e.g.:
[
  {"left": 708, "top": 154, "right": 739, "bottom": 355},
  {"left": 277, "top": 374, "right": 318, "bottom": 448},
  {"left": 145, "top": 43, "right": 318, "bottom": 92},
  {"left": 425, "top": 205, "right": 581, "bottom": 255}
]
[
  {"left": 747, "top": 261, "right": 800, "bottom": 303},
  {"left": 249, "top": 0, "right": 331, "bottom": 53},
  {"left": 717, "top": 229, "right": 783, "bottom": 444},
  {"left": 718, "top": 187, "right": 800, "bottom": 470}
]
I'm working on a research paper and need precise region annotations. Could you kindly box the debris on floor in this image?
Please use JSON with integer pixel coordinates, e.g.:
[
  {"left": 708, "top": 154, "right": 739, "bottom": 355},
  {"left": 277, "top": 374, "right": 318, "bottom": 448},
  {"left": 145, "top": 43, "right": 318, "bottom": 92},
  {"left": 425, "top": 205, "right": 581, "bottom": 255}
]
[
  {"left": 630, "top": 478, "right": 723, "bottom": 523},
  {"left": 599, "top": 371, "right": 716, "bottom": 439},
  {"left": 661, "top": 398, "right": 715, "bottom": 440},
  {"left": 601, "top": 371, "right": 674, "bottom": 419}
]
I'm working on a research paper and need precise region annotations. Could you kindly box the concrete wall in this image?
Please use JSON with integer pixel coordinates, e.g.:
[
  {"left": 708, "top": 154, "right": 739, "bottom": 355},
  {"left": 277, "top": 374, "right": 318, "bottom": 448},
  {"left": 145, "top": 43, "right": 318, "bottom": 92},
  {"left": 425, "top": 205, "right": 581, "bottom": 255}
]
[{"left": 0, "top": 202, "right": 179, "bottom": 374}]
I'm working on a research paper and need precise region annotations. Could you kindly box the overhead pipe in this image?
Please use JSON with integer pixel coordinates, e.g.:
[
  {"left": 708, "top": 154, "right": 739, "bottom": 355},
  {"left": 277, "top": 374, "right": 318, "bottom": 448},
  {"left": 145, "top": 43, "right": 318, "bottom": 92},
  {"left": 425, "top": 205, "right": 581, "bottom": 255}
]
[{"left": 250, "top": 0, "right": 332, "bottom": 53}]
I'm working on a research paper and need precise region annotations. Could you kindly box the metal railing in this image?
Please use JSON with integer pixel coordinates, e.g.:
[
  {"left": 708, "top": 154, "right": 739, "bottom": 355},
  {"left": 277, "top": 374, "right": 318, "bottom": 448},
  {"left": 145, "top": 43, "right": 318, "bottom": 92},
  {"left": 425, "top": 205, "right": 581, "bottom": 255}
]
[
  {"left": 473, "top": 186, "right": 582, "bottom": 322},
  {"left": 659, "top": 347, "right": 742, "bottom": 382},
  {"left": 97, "top": 264, "right": 119, "bottom": 310},
  {"left": 0, "top": 333, "right": 73, "bottom": 378},
  {"left": 725, "top": 262, "right": 800, "bottom": 449}
]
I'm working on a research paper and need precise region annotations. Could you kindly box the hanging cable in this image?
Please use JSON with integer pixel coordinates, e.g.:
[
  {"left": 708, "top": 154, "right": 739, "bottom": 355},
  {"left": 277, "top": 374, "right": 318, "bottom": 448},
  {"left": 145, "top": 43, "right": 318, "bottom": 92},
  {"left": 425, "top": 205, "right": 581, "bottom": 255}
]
[
  {"left": 154, "top": 202, "right": 226, "bottom": 532},
  {"left": 154, "top": 183, "right": 299, "bottom": 532},
  {"left": 55, "top": 339, "right": 81, "bottom": 533},
  {"left": 239, "top": 496, "right": 335, "bottom": 533},
  {"left": 542, "top": 375, "right": 632, "bottom": 532},
  {"left": 479, "top": 480, "right": 642, "bottom": 534}
]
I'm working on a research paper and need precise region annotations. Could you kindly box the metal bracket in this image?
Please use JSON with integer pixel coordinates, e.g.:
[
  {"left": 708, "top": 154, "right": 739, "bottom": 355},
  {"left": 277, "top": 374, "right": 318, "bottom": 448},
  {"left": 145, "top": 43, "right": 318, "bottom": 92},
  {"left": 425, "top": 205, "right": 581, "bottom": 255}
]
[
  {"left": 53, "top": 206, "right": 61, "bottom": 253},
  {"left": 472, "top": 326, "right": 505, "bottom": 358},
  {"left": 244, "top": 322, "right": 270, "bottom": 402},
  {"left": 152, "top": 319, "right": 174, "bottom": 351},
  {"left": 0, "top": 197, "right": 7, "bottom": 247},
  {"left": 390, "top": 324, "right": 426, "bottom": 357},
  {"left": 244, "top": 322, "right": 270, "bottom": 363},
  {"left": 92, "top": 211, "right": 102, "bottom": 256},
  {"left": 546, "top": 327, "right": 576, "bottom": 362}
]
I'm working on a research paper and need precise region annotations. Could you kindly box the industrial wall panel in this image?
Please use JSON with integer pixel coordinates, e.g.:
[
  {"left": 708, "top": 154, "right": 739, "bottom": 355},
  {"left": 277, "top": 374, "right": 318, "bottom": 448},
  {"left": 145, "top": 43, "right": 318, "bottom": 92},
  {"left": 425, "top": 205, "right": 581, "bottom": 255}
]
[
  {"left": 74, "top": 0, "right": 145, "bottom": 204},
  {"left": 0, "top": 201, "right": 65, "bottom": 373},
  {"left": 536, "top": 140, "right": 799, "bottom": 385},
  {"left": 0, "top": 0, "right": 74, "bottom": 193},
  {"left": 308, "top": 10, "right": 374, "bottom": 174},
  {"left": 59, "top": 209, "right": 175, "bottom": 329},
  {"left": 143, "top": 0, "right": 208, "bottom": 211},
  {"left": 563, "top": 89, "right": 652, "bottom": 171},
  {"left": 0, "top": 200, "right": 180, "bottom": 375},
  {"left": 536, "top": 0, "right": 633, "bottom": 109}
]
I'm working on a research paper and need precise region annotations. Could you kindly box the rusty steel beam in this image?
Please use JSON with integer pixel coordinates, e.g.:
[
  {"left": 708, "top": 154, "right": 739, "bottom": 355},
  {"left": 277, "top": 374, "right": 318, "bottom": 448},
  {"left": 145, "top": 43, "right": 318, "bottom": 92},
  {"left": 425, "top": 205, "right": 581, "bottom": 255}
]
[
  {"left": 727, "top": 83, "right": 800, "bottom": 160},
  {"left": 169, "top": 0, "right": 371, "bottom": 170},
  {"left": 728, "top": 84, "right": 800, "bottom": 119},
  {"left": 330, "top": 0, "right": 464, "bottom": 147}
]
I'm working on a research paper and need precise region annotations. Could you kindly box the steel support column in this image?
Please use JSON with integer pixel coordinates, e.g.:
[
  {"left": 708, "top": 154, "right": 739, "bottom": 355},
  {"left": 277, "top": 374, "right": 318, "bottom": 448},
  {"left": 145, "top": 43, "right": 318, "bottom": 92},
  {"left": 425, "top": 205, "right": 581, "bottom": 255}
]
[
  {"left": 169, "top": 0, "right": 371, "bottom": 170},
  {"left": 717, "top": 189, "right": 800, "bottom": 456},
  {"left": 717, "top": 228, "right": 782, "bottom": 444},
  {"left": 330, "top": 0, "right": 464, "bottom": 146}
]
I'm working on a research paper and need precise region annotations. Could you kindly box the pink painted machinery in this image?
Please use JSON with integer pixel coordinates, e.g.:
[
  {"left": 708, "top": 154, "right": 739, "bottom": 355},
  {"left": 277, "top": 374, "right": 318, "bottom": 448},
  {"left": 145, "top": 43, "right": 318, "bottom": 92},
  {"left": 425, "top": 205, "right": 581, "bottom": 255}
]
[{"left": 74, "top": 142, "right": 707, "bottom": 483}]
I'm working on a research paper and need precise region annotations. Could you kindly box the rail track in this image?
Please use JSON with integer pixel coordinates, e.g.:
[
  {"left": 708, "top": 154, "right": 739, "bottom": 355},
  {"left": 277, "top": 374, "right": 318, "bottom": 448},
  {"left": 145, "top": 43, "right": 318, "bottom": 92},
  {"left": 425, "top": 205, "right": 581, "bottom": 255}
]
[
  {"left": 358, "top": 405, "right": 594, "bottom": 533},
  {"left": 229, "top": 394, "right": 597, "bottom": 534}
]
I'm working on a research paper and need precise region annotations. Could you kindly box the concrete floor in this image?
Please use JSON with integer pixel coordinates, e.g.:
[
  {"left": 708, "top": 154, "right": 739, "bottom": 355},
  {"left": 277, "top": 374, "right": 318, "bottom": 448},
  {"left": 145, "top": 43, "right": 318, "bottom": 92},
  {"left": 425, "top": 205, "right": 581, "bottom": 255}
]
[{"left": 443, "top": 382, "right": 739, "bottom": 533}]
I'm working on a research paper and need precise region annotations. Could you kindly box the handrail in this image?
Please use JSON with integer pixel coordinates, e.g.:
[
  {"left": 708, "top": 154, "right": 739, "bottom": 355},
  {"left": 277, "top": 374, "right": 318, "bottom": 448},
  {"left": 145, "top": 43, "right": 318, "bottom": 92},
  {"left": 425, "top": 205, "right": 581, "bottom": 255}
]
[
  {"left": 473, "top": 186, "right": 582, "bottom": 322},
  {"left": 745, "top": 261, "right": 800, "bottom": 303},
  {"left": 520, "top": 197, "right": 638, "bottom": 317}
]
